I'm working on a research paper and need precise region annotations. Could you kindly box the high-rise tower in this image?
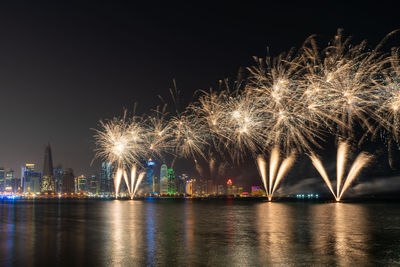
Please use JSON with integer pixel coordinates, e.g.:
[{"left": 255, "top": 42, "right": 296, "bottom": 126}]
[
  {"left": 145, "top": 158, "right": 155, "bottom": 194},
  {"left": 61, "top": 168, "right": 75, "bottom": 194},
  {"left": 167, "top": 168, "right": 175, "bottom": 195},
  {"left": 100, "top": 162, "right": 113, "bottom": 194},
  {"left": 160, "top": 164, "right": 168, "bottom": 194},
  {"left": 41, "top": 143, "right": 55, "bottom": 193},
  {"left": 21, "top": 163, "right": 42, "bottom": 193}
]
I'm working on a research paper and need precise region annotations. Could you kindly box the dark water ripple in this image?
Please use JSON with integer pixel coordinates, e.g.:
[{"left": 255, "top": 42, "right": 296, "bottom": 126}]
[{"left": 0, "top": 199, "right": 399, "bottom": 266}]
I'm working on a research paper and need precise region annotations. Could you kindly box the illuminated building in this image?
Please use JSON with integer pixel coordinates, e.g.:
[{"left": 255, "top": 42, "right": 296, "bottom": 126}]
[
  {"left": 153, "top": 176, "right": 159, "bottom": 194},
  {"left": 206, "top": 180, "right": 216, "bottom": 195},
  {"left": 61, "top": 168, "right": 75, "bottom": 194},
  {"left": 100, "top": 162, "right": 113, "bottom": 194},
  {"left": 145, "top": 158, "right": 155, "bottom": 194},
  {"left": 53, "top": 167, "right": 63, "bottom": 194},
  {"left": 160, "top": 164, "right": 168, "bottom": 194},
  {"left": 185, "top": 179, "right": 195, "bottom": 195},
  {"left": 21, "top": 163, "right": 42, "bottom": 193},
  {"left": 0, "top": 168, "right": 5, "bottom": 192},
  {"left": 167, "top": 168, "right": 175, "bottom": 194},
  {"left": 41, "top": 143, "right": 55, "bottom": 193},
  {"left": 5, "top": 169, "right": 14, "bottom": 192},
  {"left": 88, "top": 175, "right": 99, "bottom": 194},
  {"left": 11, "top": 177, "right": 21, "bottom": 193},
  {"left": 176, "top": 174, "right": 188, "bottom": 195},
  {"left": 226, "top": 179, "right": 233, "bottom": 195},
  {"left": 77, "top": 175, "right": 88, "bottom": 193},
  {"left": 251, "top": 186, "right": 266, "bottom": 197}
]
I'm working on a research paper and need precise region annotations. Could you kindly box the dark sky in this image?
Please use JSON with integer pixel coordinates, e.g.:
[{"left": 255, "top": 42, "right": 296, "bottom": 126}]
[{"left": 0, "top": 1, "right": 398, "bottom": 179}]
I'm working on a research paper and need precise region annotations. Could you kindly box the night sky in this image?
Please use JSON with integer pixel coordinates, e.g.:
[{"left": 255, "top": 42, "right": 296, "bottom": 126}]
[{"left": 0, "top": 1, "right": 398, "bottom": 184}]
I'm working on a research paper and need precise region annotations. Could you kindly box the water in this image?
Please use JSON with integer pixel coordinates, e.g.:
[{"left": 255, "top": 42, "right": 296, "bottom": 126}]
[{"left": 1, "top": 199, "right": 400, "bottom": 266}]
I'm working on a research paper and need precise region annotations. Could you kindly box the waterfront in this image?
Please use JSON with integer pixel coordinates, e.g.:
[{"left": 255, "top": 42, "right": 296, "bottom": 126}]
[{"left": 1, "top": 199, "right": 400, "bottom": 266}]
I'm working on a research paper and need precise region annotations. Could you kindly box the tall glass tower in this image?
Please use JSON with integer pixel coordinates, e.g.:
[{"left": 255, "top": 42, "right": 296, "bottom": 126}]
[
  {"left": 0, "top": 168, "right": 4, "bottom": 192},
  {"left": 41, "top": 143, "right": 55, "bottom": 193},
  {"left": 160, "top": 164, "right": 168, "bottom": 194},
  {"left": 145, "top": 158, "right": 155, "bottom": 194},
  {"left": 21, "top": 163, "right": 42, "bottom": 193},
  {"left": 167, "top": 168, "right": 175, "bottom": 195},
  {"left": 100, "top": 162, "right": 112, "bottom": 194},
  {"left": 61, "top": 168, "right": 75, "bottom": 194},
  {"left": 53, "top": 167, "right": 64, "bottom": 194}
]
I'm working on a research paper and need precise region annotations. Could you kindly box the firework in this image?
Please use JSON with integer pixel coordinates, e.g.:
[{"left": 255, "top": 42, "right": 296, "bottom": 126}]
[
  {"left": 144, "top": 105, "right": 174, "bottom": 159},
  {"left": 93, "top": 113, "right": 147, "bottom": 167},
  {"left": 246, "top": 51, "right": 323, "bottom": 153},
  {"left": 309, "top": 141, "right": 373, "bottom": 201},
  {"left": 257, "top": 147, "right": 295, "bottom": 201},
  {"left": 92, "top": 29, "right": 398, "bottom": 201},
  {"left": 170, "top": 112, "right": 209, "bottom": 159},
  {"left": 301, "top": 29, "right": 389, "bottom": 139},
  {"left": 374, "top": 49, "right": 400, "bottom": 141}
]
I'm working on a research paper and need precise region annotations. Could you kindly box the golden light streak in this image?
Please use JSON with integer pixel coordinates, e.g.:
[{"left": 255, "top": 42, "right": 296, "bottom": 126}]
[
  {"left": 133, "top": 172, "right": 146, "bottom": 197},
  {"left": 272, "top": 153, "right": 295, "bottom": 194},
  {"left": 310, "top": 141, "right": 373, "bottom": 201},
  {"left": 339, "top": 152, "right": 373, "bottom": 199},
  {"left": 309, "top": 153, "right": 337, "bottom": 199},
  {"left": 269, "top": 147, "right": 280, "bottom": 196},
  {"left": 336, "top": 141, "right": 348, "bottom": 196},
  {"left": 256, "top": 155, "right": 268, "bottom": 194}
]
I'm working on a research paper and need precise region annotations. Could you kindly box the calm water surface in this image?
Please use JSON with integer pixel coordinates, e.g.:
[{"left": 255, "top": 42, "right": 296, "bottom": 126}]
[{"left": 1, "top": 199, "right": 400, "bottom": 266}]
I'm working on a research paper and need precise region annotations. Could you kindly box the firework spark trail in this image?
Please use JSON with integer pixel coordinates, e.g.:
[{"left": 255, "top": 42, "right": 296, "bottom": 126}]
[
  {"left": 269, "top": 147, "right": 280, "bottom": 196},
  {"left": 257, "top": 148, "right": 295, "bottom": 201},
  {"left": 374, "top": 50, "right": 400, "bottom": 141},
  {"left": 257, "top": 156, "right": 268, "bottom": 194},
  {"left": 336, "top": 141, "right": 348, "bottom": 196},
  {"left": 339, "top": 152, "right": 373, "bottom": 199},
  {"left": 272, "top": 153, "right": 295, "bottom": 194},
  {"left": 114, "top": 168, "right": 123, "bottom": 198},
  {"left": 310, "top": 141, "right": 373, "bottom": 201},
  {"left": 93, "top": 29, "right": 398, "bottom": 200},
  {"left": 300, "top": 29, "right": 391, "bottom": 140},
  {"left": 171, "top": 114, "right": 209, "bottom": 159},
  {"left": 133, "top": 172, "right": 146, "bottom": 197},
  {"left": 144, "top": 105, "right": 174, "bottom": 159},
  {"left": 309, "top": 154, "right": 337, "bottom": 198},
  {"left": 122, "top": 170, "right": 131, "bottom": 195},
  {"left": 130, "top": 165, "right": 137, "bottom": 197},
  {"left": 245, "top": 50, "right": 324, "bottom": 154}
]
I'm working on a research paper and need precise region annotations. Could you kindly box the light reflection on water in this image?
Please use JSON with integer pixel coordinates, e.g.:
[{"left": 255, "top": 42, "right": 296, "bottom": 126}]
[{"left": 0, "top": 200, "right": 400, "bottom": 266}]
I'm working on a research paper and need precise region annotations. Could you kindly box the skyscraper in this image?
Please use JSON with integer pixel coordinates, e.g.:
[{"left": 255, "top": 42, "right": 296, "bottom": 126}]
[
  {"left": 41, "top": 143, "right": 55, "bottom": 193},
  {"left": 77, "top": 175, "right": 88, "bottom": 193},
  {"left": 21, "top": 163, "right": 42, "bottom": 193},
  {"left": 53, "top": 167, "right": 64, "bottom": 193},
  {"left": 145, "top": 158, "right": 155, "bottom": 194},
  {"left": 153, "top": 176, "right": 159, "bottom": 194},
  {"left": 160, "top": 164, "right": 168, "bottom": 195},
  {"left": 4, "top": 169, "right": 14, "bottom": 192},
  {"left": 61, "top": 168, "right": 75, "bottom": 194},
  {"left": 87, "top": 175, "right": 99, "bottom": 195},
  {"left": 167, "top": 168, "right": 175, "bottom": 195},
  {"left": 226, "top": 179, "right": 233, "bottom": 195},
  {"left": 0, "top": 168, "right": 5, "bottom": 192},
  {"left": 100, "top": 162, "right": 113, "bottom": 194}
]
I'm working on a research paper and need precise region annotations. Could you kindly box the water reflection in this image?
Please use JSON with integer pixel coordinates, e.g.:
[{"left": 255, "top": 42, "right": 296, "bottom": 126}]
[
  {"left": 184, "top": 200, "right": 195, "bottom": 265},
  {"left": 0, "top": 200, "right": 398, "bottom": 266},
  {"left": 256, "top": 202, "right": 298, "bottom": 265},
  {"left": 310, "top": 203, "right": 371, "bottom": 266}
]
